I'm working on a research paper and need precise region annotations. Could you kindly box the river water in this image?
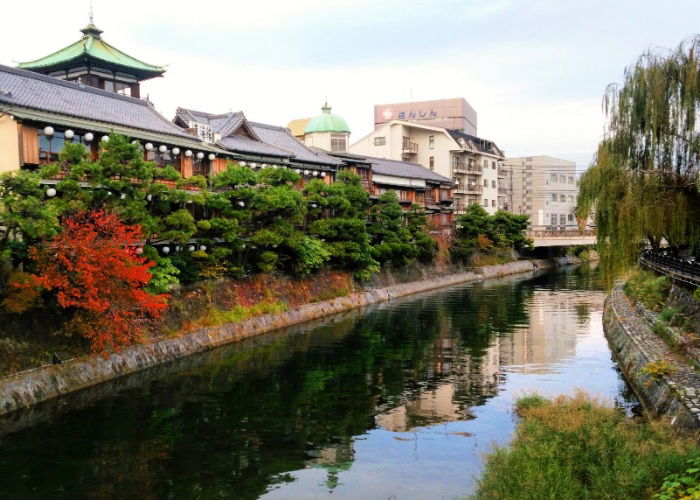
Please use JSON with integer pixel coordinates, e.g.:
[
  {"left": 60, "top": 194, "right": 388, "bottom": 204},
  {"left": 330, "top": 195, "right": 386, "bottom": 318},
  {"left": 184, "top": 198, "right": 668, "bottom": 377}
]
[{"left": 0, "top": 265, "right": 636, "bottom": 499}]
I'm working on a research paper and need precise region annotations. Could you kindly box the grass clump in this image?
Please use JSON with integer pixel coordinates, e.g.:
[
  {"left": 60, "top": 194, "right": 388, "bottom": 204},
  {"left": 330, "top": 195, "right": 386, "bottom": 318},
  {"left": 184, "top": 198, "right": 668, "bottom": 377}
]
[
  {"left": 186, "top": 301, "right": 288, "bottom": 331},
  {"left": 476, "top": 392, "right": 700, "bottom": 500},
  {"left": 641, "top": 360, "right": 675, "bottom": 381},
  {"left": 624, "top": 269, "right": 671, "bottom": 311},
  {"left": 652, "top": 321, "right": 680, "bottom": 350}
]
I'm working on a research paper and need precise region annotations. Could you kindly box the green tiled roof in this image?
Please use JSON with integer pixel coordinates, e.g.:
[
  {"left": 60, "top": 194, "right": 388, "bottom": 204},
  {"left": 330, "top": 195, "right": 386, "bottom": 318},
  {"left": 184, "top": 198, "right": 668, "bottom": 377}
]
[
  {"left": 18, "top": 23, "right": 165, "bottom": 79},
  {"left": 304, "top": 104, "right": 350, "bottom": 134}
]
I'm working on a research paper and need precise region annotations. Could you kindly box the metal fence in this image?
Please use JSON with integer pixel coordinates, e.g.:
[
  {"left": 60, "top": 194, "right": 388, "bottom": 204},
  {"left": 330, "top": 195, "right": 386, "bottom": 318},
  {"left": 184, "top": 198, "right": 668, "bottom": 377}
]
[{"left": 640, "top": 249, "right": 700, "bottom": 288}]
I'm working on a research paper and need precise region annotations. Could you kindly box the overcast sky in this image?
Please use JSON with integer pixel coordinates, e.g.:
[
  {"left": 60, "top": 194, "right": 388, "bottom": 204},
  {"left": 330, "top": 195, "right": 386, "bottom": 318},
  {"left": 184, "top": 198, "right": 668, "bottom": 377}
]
[{"left": 3, "top": 0, "right": 699, "bottom": 168}]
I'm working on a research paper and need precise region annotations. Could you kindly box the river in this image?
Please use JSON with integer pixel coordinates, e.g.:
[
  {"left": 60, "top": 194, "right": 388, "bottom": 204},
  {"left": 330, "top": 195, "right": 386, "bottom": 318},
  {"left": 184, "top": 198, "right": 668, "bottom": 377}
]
[{"left": 0, "top": 265, "right": 636, "bottom": 499}]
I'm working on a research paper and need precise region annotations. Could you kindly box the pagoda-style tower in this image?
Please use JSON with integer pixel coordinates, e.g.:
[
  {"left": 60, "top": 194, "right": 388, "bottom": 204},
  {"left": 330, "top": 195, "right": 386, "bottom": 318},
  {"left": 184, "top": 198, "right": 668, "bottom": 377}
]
[{"left": 17, "top": 20, "right": 165, "bottom": 98}]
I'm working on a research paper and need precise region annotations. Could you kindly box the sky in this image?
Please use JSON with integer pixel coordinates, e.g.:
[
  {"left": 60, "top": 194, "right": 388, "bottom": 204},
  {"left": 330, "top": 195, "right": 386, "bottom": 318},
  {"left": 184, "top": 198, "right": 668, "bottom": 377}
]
[{"left": 2, "top": 0, "right": 699, "bottom": 169}]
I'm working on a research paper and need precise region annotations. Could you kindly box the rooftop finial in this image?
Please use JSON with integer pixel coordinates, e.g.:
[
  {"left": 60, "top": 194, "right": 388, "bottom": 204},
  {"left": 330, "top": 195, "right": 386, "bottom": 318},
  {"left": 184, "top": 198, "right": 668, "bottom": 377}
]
[{"left": 89, "top": 0, "right": 94, "bottom": 24}]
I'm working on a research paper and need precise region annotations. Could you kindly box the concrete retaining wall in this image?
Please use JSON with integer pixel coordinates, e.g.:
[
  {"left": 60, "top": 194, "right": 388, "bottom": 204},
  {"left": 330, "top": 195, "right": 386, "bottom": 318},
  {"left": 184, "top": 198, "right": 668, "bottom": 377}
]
[
  {"left": 603, "top": 287, "right": 700, "bottom": 428},
  {"left": 0, "top": 260, "right": 536, "bottom": 418}
]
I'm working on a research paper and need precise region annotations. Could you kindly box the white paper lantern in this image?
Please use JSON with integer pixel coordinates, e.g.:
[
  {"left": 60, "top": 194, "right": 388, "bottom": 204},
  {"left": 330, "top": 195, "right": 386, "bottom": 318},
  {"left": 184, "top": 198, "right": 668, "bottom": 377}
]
[
  {"left": 250, "top": 162, "right": 257, "bottom": 168},
  {"left": 175, "top": 245, "right": 182, "bottom": 252},
  {"left": 172, "top": 147, "right": 180, "bottom": 156},
  {"left": 45, "top": 187, "right": 57, "bottom": 198},
  {"left": 208, "top": 153, "right": 216, "bottom": 161},
  {"left": 241, "top": 244, "right": 246, "bottom": 249},
  {"left": 43, "top": 126, "right": 54, "bottom": 136},
  {"left": 312, "top": 171, "right": 318, "bottom": 176},
  {"left": 262, "top": 163, "right": 268, "bottom": 168},
  {"left": 64, "top": 129, "right": 75, "bottom": 140},
  {"left": 145, "top": 142, "right": 154, "bottom": 151},
  {"left": 321, "top": 172, "right": 327, "bottom": 177},
  {"left": 146, "top": 194, "right": 152, "bottom": 201},
  {"left": 238, "top": 201, "right": 245, "bottom": 207},
  {"left": 101, "top": 135, "right": 110, "bottom": 143},
  {"left": 185, "top": 150, "right": 192, "bottom": 157},
  {"left": 310, "top": 203, "right": 318, "bottom": 209},
  {"left": 188, "top": 245, "right": 196, "bottom": 252},
  {"left": 162, "top": 246, "right": 170, "bottom": 255},
  {"left": 199, "top": 245, "right": 207, "bottom": 251},
  {"left": 196, "top": 152, "right": 204, "bottom": 160},
  {"left": 84, "top": 132, "right": 94, "bottom": 142},
  {"left": 135, "top": 247, "right": 144, "bottom": 255},
  {"left": 106, "top": 191, "right": 112, "bottom": 196},
  {"left": 240, "top": 161, "right": 247, "bottom": 166},
  {"left": 295, "top": 169, "right": 301, "bottom": 174},
  {"left": 120, "top": 193, "right": 127, "bottom": 200},
  {"left": 304, "top": 170, "right": 310, "bottom": 175},
  {"left": 158, "top": 145, "right": 167, "bottom": 153}
]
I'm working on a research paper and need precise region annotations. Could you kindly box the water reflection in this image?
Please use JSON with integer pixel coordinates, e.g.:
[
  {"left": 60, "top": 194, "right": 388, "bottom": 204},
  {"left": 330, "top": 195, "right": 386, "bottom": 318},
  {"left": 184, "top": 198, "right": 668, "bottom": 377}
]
[{"left": 0, "top": 264, "right": 634, "bottom": 499}]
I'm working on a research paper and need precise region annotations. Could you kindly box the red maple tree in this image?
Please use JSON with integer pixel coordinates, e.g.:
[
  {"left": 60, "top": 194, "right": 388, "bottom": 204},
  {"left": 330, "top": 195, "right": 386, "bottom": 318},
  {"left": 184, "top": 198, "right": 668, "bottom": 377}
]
[{"left": 25, "top": 209, "right": 168, "bottom": 354}]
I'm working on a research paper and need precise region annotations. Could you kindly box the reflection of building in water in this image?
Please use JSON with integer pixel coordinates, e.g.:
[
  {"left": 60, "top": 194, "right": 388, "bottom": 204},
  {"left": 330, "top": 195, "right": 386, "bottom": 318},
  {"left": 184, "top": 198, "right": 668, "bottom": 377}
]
[
  {"left": 376, "top": 325, "right": 501, "bottom": 432},
  {"left": 309, "top": 440, "right": 355, "bottom": 491},
  {"left": 501, "top": 291, "right": 600, "bottom": 374}
]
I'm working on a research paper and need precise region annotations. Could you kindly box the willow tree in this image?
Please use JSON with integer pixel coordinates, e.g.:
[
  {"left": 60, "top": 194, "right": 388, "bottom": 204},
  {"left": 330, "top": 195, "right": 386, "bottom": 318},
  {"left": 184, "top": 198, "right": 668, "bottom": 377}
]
[{"left": 577, "top": 36, "right": 700, "bottom": 277}]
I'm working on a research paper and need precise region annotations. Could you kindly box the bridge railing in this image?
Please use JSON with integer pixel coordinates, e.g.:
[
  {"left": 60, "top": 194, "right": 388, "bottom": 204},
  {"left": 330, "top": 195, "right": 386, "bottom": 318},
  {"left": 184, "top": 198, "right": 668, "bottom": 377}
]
[
  {"left": 526, "top": 229, "right": 597, "bottom": 238},
  {"left": 640, "top": 250, "right": 700, "bottom": 288}
]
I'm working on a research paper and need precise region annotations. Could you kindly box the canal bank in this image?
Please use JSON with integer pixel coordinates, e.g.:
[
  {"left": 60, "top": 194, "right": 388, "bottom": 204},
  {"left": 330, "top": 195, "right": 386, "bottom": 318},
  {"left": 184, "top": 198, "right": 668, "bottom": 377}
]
[
  {"left": 603, "top": 287, "right": 700, "bottom": 428},
  {"left": 0, "top": 260, "right": 544, "bottom": 418}
]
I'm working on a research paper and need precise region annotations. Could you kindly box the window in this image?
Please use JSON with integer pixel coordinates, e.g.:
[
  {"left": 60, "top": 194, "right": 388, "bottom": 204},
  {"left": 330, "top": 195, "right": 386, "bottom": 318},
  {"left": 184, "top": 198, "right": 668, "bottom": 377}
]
[
  {"left": 559, "top": 175, "right": 566, "bottom": 183},
  {"left": 551, "top": 193, "right": 557, "bottom": 201},
  {"left": 452, "top": 155, "right": 461, "bottom": 169},
  {"left": 559, "top": 214, "right": 566, "bottom": 225},
  {"left": 429, "top": 135, "right": 435, "bottom": 149},
  {"left": 568, "top": 176, "right": 574, "bottom": 184},
  {"left": 374, "top": 136, "right": 386, "bottom": 146},
  {"left": 484, "top": 179, "right": 488, "bottom": 187},
  {"left": 568, "top": 195, "right": 575, "bottom": 203},
  {"left": 429, "top": 156, "right": 435, "bottom": 170},
  {"left": 550, "top": 174, "right": 557, "bottom": 182},
  {"left": 492, "top": 161, "right": 496, "bottom": 169},
  {"left": 402, "top": 157, "right": 410, "bottom": 163},
  {"left": 115, "top": 82, "right": 132, "bottom": 96},
  {"left": 103, "top": 80, "right": 115, "bottom": 92},
  {"left": 416, "top": 191, "right": 426, "bottom": 204},
  {"left": 38, "top": 130, "right": 83, "bottom": 163},
  {"left": 560, "top": 194, "right": 566, "bottom": 202},
  {"left": 492, "top": 199, "right": 496, "bottom": 207},
  {"left": 331, "top": 133, "right": 347, "bottom": 153},
  {"left": 568, "top": 213, "right": 574, "bottom": 222},
  {"left": 440, "top": 188, "right": 450, "bottom": 200},
  {"left": 492, "top": 180, "right": 496, "bottom": 188},
  {"left": 483, "top": 198, "right": 488, "bottom": 207},
  {"left": 483, "top": 159, "right": 488, "bottom": 168},
  {"left": 550, "top": 214, "right": 558, "bottom": 226}
]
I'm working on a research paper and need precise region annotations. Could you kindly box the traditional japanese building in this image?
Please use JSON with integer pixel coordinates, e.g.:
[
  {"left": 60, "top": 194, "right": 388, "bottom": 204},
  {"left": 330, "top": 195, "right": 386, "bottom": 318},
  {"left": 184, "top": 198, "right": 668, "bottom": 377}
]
[
  {"left": 302, "top": 103, "right": 351, "bottom": 153},
  {"left": 17, "top": 20, "right": 165, "bottom": 98},
  {"left": 174, "top": 108, "right": 340, "bottom": 182}
]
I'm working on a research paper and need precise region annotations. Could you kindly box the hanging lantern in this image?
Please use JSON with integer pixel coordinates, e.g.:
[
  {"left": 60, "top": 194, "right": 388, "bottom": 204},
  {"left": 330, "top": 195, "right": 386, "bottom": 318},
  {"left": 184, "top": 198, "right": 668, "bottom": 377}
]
[
  {"left": 241, "top": 244, "right": 246, "bottom": 249},
  {"left": 135, "top": 247, "right": 144, "bottom": 255},
  {"left": 295, "top": 169, "right": 301, "bottom": 174},
  {"left": 101, "top": 135, "right": 110, "bottom": 143},
  {"left": 132, "top": 140, "right": 140, "bottom": 146},
  {"left": 310, "top": 203, "right": 318, "bottom": 209},
  {"left": 321, "top": 172, "right": 327, "bottom": 177},
  {"left": 199, "top": 245, "right": 207, "bottom": 251},
  {"left": 238, "top": 201, "right": 245, "bottom": 207},
  {"left": 84, "top": 132, "right": 94, "bottom": 142},
  {"left": 64, "top": 129, "right": 75, "bottom": 140},
  {"left": 196, "top": 152, "right": 204, "bottom": 160},
  {"left": 45, "top": 187, "right": 57, "bottom": 198},
  {"left": 106, "top": 191, "right": 112, "bottom": 196},
  {"left": 172, "top": 147, "right": 180, "bottom": 156},
  {"left": 158, "top": 145, "right": 167, "bottom": 153},
  {"left": 43, "top": 126, "right": 54, "bottom": 136},
  {"left": 250, "top": 162, "right": 257, "bottom": 168},
  {"left": 120, "top": 193, "right": 127, "bottom": 200},
  {"left": 185, "top": 149, "right": 192, "bottom": 157},
  {"left": 304, "top": 170, "right": 310, "bottom": 175},
  {"left": 146, "top": 194, "right": 153, "bottom": 201},
  {"left": 188, "top": 245, "right": 196, "bottom": 252},
  {"left": 312, "top": 171, "right": 319, "bottom": 176},
  {"left": 145, "top": 142, "right": 154, "bottom": 151},
  {"left": 162, "top": 246, "right": 170, "bottom": 255},
  {"left": 262, "top": 163, "right": 268, "bottom": 168},
  {"left": 240, "top": 161, "right": 247, "bottom": 166},
  {"left": 208, "top": 153, "right": 216, "bottom": 161},
  {"left": 175, "top": 245, "right": 182, "bottom": 252}
]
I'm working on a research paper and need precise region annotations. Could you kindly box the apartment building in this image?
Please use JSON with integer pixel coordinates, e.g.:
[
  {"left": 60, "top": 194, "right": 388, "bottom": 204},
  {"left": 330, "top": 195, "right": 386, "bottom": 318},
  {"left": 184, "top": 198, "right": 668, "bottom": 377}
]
[
  {"left": 503, "top": 156, "right": 578, "bottom": 231},
  {"left": 349, "top": 120, "right": 505, "bottom": 214},
  {"left": 373, "top": 97, "right": 477, "bottom": 135}
]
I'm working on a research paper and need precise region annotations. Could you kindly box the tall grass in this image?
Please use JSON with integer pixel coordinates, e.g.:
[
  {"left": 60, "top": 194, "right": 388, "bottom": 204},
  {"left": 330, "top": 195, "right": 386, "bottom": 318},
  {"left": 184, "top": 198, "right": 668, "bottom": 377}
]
[
  {"left": 476, "top": 392, "right": 699, "bottom": 499},
  {"left": 624, "top": 269, "right": 671, "bottom": 311}
]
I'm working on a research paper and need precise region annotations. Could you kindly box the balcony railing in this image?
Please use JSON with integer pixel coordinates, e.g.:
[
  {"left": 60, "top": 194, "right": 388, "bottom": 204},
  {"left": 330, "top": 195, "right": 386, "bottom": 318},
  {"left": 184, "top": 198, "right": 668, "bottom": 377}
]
[
  {"left": 498, "top": 187, "right": 508, "bottom": 195},
  {"left": 402, "top": 141, "right": 418, "bottom": 154},
  {"left": 498, "top": 168, "right": 507, "bottom": 179},
  {"left": 453, "top": 164, "right": 483, "bottom": 175},
  {"left": 454, "top": 184, "right": 482, "bottom": 195}
]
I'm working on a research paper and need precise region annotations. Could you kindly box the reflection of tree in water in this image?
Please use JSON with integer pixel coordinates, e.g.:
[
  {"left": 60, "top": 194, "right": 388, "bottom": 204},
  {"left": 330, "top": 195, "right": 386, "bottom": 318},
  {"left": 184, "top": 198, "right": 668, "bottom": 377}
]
[
  {"left": 576, "top": 304, "right": 591, "bottom": 325},
  {"left": 0, "top": 273, "right": 543, "bottom": 499}
]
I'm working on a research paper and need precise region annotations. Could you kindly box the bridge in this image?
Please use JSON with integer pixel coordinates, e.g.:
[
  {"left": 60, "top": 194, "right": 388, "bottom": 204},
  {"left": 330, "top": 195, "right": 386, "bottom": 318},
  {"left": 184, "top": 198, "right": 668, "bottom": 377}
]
[{"left": 526, "top": 230, "right": 597, "bottom": 248}]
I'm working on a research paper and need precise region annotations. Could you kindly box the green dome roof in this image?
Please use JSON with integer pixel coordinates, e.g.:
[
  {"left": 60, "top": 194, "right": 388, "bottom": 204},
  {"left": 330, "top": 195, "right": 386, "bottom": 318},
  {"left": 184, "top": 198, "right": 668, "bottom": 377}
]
[{"left": 305, "top": 104, "right": 350, "bottom": 134}]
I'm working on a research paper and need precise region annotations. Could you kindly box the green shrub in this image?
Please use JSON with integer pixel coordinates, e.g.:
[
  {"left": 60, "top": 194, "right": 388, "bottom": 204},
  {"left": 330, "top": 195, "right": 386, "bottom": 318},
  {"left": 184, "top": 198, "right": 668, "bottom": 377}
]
[
  {"left": 656, "top": 457, "right": 700, "bottom": 499},
  {"left": 476, "top": 392, "right": 700, "bottom": 500},
  {"left": 659, "top": 308, "right": 681, "bottom": 323},
  {"left": 624, "top": 269, "right": 671, "bottom": 311},
  {"left": 651, "top": 322, "right": 679, "bottom": 349}
]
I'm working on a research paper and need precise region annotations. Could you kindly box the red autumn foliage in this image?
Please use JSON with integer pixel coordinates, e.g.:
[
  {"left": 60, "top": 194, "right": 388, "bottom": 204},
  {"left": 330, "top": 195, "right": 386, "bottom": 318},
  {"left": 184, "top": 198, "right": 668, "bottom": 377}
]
[{"left": 24, "top": 209, "right": 168, "bottom": 354}]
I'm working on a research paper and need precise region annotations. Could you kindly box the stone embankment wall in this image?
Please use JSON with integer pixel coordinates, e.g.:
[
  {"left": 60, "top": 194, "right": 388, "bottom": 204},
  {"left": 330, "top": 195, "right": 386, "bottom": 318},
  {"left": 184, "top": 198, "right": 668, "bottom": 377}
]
[
  {"left": 604, "top": 287, "right": 700, "bottom": 428},
  {"left": 0, "top": 260, "right": 536, "bottom": 418}
]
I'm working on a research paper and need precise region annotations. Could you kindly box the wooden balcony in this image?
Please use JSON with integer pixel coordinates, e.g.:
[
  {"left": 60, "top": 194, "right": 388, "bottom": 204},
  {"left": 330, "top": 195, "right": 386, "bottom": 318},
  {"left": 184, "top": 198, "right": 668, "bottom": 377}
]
[
  {"left": 454, "top": 184, "right": 482, "bottom": 195},
  {"left": 402, "top": 141, "right": 418, "bottom": 154}
]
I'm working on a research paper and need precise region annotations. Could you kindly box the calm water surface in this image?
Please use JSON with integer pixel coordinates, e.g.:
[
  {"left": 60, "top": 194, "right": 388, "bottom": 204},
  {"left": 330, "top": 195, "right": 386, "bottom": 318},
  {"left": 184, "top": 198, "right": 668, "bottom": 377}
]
[{"left": 0, "top": 265, "right": 635, "bottom": 499}]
